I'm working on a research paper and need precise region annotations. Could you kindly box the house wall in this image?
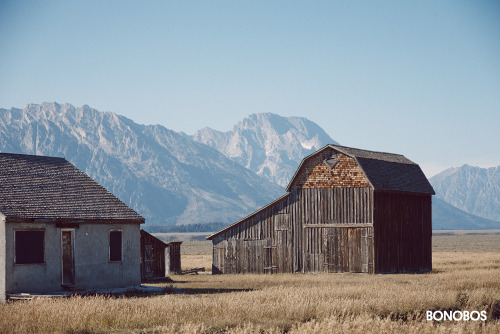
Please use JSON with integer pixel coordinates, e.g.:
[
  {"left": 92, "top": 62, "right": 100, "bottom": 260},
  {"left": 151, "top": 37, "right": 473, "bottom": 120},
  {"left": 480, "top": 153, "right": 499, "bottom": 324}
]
[
  {"left": 0, "top": 214, "right": 6, "bottom": 301},
  {"left": 373, "top": 191, "right": 432, "bottom": 273},
  {"left": 5, "top": 222, "right": 61, "bottom": 294},
  {"left": 4, "top": 222, "right": 141, "bottom": 294},
  {"left": 74, "top": 223, "right": 141, "bottom": 290}
]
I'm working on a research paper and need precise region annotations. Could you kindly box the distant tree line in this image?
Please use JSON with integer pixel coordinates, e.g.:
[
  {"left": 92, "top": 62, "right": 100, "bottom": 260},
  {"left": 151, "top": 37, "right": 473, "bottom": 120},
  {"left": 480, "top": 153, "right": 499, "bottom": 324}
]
[{"left": 145, "top": 222, "right": 228, "bottom": 233}]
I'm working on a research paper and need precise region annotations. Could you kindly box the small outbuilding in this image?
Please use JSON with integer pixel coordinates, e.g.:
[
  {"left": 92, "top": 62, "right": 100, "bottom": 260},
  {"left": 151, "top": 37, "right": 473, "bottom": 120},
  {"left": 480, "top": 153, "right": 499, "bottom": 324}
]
[
  {"left": 140, "top": 230, "right": 182, "bottom": 279},
  {"left": 208, "top": 144, "right": 435, "bottom": 274},
  {"left": 166, "top": 241, "right": 182, "bottom": 274},
  {"left": 0, "top": 153, "right": 145, "bottom": 300}
]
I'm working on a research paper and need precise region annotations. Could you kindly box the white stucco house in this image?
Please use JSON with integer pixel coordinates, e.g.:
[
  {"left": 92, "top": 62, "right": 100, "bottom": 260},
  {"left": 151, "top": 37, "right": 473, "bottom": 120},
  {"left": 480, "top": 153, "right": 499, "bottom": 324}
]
[{"left": 0, "top": 153, "right": 145, "bottom": 301}]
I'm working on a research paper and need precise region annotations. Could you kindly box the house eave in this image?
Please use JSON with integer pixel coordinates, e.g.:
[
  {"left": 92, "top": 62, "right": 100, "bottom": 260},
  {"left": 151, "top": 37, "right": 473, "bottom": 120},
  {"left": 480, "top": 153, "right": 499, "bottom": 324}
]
[{"left": 4, "top": 216, "right": 145, "bottom": 224}]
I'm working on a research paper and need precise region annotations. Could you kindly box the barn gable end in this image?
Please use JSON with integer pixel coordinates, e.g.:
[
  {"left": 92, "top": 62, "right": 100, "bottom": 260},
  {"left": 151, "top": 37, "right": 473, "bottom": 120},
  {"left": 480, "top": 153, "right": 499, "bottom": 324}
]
[{"left": 288, "top": 147, "right": 371, "bottom": 189}]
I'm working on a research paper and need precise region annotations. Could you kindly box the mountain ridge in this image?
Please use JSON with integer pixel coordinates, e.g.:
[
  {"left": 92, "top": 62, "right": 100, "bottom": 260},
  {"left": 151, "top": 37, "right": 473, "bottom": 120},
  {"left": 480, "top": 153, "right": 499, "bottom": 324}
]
[
  {"left": 433, "top": 197, "right": 500, "bottom": 230},
  {"left": 430, "top": 164, "right": 500, "bottom": 222},
  {"left": 1, "top": 102, "right": 497, "bottom": 230},
  {"left": 193, "top": 112, "right": 339, "bottom": 187},
  {"left": 0, "top": 102, "right": 284, "bottom": 226}
]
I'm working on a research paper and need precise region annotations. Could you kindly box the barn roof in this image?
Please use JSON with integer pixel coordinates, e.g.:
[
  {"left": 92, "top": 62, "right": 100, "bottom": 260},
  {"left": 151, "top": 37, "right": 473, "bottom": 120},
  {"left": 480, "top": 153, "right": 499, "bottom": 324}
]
[
  {"left": 0, "top": 153, "right": 145, "bottom": 222},
  {"left": 141, "top": 229, "right": 168, "bottom": 247},
  {"left": 208, "top": 144, "right": 434, "bottom": 240},
  {"left": 206, "top": 193, "right": 290, "bottom": 240},
  {"left": 286, "top": 144, "right": 435, "bottom": 195}
]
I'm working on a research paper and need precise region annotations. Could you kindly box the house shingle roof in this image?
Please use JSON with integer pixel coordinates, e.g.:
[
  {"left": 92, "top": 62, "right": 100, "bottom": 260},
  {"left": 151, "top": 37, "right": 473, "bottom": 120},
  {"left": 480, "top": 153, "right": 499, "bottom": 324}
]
[
  {"left": 0, "top": 153, "right": 144, "bottom": 221},
  {"left": 286, "top": 144, "right": 435, "bottom": 194}
]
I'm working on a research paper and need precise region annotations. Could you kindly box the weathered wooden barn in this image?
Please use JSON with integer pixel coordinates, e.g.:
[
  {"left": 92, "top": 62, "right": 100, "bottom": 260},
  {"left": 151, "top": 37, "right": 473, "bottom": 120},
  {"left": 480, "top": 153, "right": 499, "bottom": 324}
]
[
  {"left": 207, "top": 144, "right": 435, "bottom": 274},
  {"left": 0, "top": 153, "right": 145, "bottom": 301},
  {"left": 140, "top": 230, "right": 182, "bottom": 279}
]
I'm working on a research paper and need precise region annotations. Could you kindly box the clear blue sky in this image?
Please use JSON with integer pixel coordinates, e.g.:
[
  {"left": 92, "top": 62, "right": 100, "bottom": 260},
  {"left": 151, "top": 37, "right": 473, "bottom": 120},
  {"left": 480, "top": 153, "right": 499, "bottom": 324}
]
[{"left": 1, "top": 1, "right": 499, "bottom": 177}]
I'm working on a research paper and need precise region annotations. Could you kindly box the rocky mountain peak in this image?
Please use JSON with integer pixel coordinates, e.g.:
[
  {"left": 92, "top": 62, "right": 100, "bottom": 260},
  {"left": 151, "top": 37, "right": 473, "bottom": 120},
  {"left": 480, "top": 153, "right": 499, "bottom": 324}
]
[
  {"left": 193, "top": 112, "right": 338, "bottom": 187},
  {"left": 2, "top": 102, "right": 496, "bottom": 230},
  {"left": 430, "top": 164, "right": 500, "bottom": 222},
  {"left": 0, "top": 103, "right": 284, "bottom": 226}
]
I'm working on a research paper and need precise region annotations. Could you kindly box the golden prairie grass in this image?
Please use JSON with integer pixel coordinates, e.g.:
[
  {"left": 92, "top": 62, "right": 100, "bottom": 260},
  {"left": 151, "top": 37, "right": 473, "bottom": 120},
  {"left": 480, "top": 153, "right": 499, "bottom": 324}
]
[
  {"left": 181, "top": 254, "right": 212, "bottom": 271},
  {"left": 432, "top": 233, "right": 500, "bottom": 252},
  {"left": 0, "top": 236, "right": 499, "bottom": 333},
  {"left": 181, "top": 241, "right": 212, "bottom": 271}
]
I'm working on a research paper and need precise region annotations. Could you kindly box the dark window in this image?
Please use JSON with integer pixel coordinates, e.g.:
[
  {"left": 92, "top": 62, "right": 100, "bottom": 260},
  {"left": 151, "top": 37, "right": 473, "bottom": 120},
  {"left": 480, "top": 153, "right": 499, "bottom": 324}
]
[
  {"left": 323, "top": 155, "right": 339, "bottom": 170},
  {"left": 109, "top": 230, "right": 122, "bottom": 262},
  {"left": 15, "top": 230, "right": 45, "bottom": 264}
]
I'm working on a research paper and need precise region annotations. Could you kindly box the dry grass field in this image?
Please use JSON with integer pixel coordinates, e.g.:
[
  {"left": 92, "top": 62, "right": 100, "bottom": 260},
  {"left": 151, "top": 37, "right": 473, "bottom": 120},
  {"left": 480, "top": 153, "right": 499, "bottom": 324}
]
[
  {"left": 432, "top": 233, "right": 500, "bottom": 252},
  {"left": 180, "top": 241, "right": 213, "bottom": 271},
  {"left": 0, "top": 234, "right": 499, "bottom": 333}
]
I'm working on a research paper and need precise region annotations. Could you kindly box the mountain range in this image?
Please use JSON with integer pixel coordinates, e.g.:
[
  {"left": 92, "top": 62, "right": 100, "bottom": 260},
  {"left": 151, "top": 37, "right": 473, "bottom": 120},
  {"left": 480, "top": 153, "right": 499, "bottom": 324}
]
[
  {"left": 0, "top": 103, "right": 285, "bottom": 226},
  {"left": 0, "top": 102, "right": 498, "bottom": 230},
  {"left": 432, "top": 197, "right": 499, "bottom": 230},
  {"left": 193, "top": 113, "right": 338, "bottom": 187},
  {"left": 430, "top": 165, "right": 500, "bottom": 223}
]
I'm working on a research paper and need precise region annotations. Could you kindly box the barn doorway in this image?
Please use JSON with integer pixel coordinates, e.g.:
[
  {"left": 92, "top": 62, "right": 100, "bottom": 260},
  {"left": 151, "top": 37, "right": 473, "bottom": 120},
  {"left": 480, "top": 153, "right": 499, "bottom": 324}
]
[
  {"left": 61, "top": 230, "right": 75, "bottom": 285},
  {"left": 263, "top": 244, "right": 277, "bottom": 273},
  {"left": 305, "top": 226, "right": 373, "bottom": 273},
  {"left": 323, "top": 227, "right": 373, "bottom": 273}
]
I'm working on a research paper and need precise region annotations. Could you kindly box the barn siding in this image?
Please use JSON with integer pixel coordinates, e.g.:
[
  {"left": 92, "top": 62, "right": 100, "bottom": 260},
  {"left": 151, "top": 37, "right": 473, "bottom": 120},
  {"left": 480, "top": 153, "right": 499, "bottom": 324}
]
[
  {"left": 140, "top": 230, "right": 167, "bottom": 279},
  {"left": 140, "top": 231, "right": 182, "bottom": 278},
  {"left": 166, "top": 242, "right": 182, "bottom": 274},
  {"left": 211, "top": 187, "right": 374, "bottom": 274},
  {"left": 373, "top": 191, "right": 432, "bottom": 273}
]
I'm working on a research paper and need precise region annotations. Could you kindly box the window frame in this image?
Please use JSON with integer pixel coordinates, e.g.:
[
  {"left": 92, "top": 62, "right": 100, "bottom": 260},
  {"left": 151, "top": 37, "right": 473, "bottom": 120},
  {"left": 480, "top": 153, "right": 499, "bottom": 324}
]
[
  {"left": 109, "top": 229, "right": 123, "bottom": 262},
  {"left": 14, "top": 229, "right": 46, "bottom": 265}
]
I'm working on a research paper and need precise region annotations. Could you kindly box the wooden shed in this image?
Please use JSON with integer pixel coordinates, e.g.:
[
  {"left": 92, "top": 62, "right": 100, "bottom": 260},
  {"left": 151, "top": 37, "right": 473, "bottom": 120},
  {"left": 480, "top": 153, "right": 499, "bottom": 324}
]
[
  {"left": 140, "top": 230, "right": 182, "bottom": 279},
  {"left": 166, "top": 241, "right": 182, "bottom": 274},
  {"left": 207, "top": 144, "right": 435, "bottom": 274}
]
